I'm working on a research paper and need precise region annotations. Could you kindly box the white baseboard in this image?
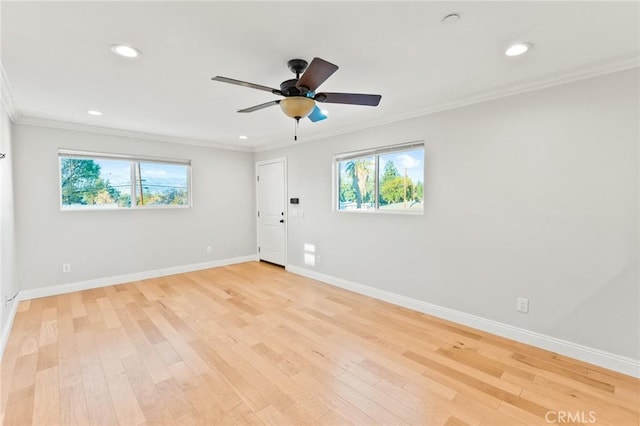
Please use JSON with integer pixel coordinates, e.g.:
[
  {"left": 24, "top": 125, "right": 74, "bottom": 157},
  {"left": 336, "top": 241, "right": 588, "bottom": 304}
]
[
  {"left": 0, "top": 298, "right": 20, "bottom": 362},
  {"left": 19, "top": 255, "right": 258, "bottom": 301},
  {"left": 286, "top": 265, "right": 640, "bottom": 378},
  {"left": 1, "top": 255, "right": 257, "bottom": 363}
]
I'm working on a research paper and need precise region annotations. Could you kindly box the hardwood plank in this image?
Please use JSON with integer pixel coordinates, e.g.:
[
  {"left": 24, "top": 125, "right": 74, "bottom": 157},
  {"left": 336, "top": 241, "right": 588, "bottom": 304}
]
[
  {"left": 255, "top": 404, "right": 292, "bottom": 425},
  {"left": 11, "top": 353, "right": 38, "bottom": 391},
  {"left": 59, "top": 380, "right": 90, "bottom": 426},
  {"left": 167, "top": 361, "right": 203, "bottom": 393},
  {"left": 219, "top": 401, "right": 263, "bottom": 425},
  {"left": 182, "top": 378, "right": 224, "bottom": 424},
  {"left": 32, "top": 366, "right": 60, "bottom": 426},
  {"left": 76, "top": 331, "right": 119, "bottom": 426},
  {"left": 35, "top": 342, "right": 58, "bottom": 372},
  {"left": 121, "top": 354, "right": 173, "bottom": 422},
  {"left": 188, "top": 338, "right": 272, "bottom": 412},
  {"left": 3, "top": 385, "right": 35, "bottom": 426},
  {"left": 445, "top": 415, "right": 468, "bottom": 426},
  {"left": 154, "top": 340, "right": 183, "bottom": 366},
  {"left": 234, "top": 340, "right": 333, "bottom": 419},
  {"left": 156, "top": 377, "right": 194, "bottom": 419},
  {"left": 70, "top": 292, "right": 87, "bottom": 318},
  {"left": 38, "top": 307, "right": 58, "bottom": 347},
  {"left": 1, "top": 261, "right": 637, "bottom": 426},
  {"left": 451, "top": 392, "right": 519, "bottom": 425},
  {"left": 291, "top": 370, "right": 381, "bottom": 425},
  {"left": 512, "top": 352, "right": 615, "bottom": 393},
  {"left": 96, "top": 297, "right": 122, "bottom": 329},
  {"left": 107, "top": 373, "right": 146, "bottom": 426},
  {"left": 97, "top": 341, "right": 125, "bottom": 384},
  {"left": 143, "top": 306, "right": 210, "bottom": 375}
]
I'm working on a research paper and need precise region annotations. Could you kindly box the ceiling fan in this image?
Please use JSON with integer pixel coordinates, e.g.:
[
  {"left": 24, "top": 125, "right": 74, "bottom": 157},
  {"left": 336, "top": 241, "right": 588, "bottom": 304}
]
[{"left": 211, "top": 57, "right": 381, "bottom": 138}]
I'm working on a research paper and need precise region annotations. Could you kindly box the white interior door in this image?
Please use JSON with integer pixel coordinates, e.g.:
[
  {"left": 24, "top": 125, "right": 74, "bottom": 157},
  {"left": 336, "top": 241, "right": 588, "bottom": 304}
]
[{"left": 256, "top": 159, "right": 286, "bottom": 266}]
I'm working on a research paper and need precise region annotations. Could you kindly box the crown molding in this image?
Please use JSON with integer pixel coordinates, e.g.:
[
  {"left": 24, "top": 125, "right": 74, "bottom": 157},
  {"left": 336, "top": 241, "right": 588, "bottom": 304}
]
[
  {"left": 14, "top": 116, "right": 253, "bottom": 152},
  {"left": 254, "top": 51, "right": 640, "bottom": 153},
  {"left": 0, "top": 62, "right": 19, "bottom": 122},
  {"left": 7, "top": 51, "right": 639, "bottom": 154},
  {"left": 378, "top": 51, "right": 640, "bottom": 126}
]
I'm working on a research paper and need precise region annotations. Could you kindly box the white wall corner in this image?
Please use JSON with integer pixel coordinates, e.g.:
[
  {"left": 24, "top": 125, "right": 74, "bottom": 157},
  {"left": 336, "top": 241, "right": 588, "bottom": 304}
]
[
  {"left": 19, "top": 255, "right": 259, "bottom": 301},
  {"left": 0, "top": 62, "right": 19, "bottom": 122},
  {"left": 0, "top": 297, "right": 20, "bottom": 363},
  {"left": 286, "top": 265, "right": 640, "bottom": 379}
]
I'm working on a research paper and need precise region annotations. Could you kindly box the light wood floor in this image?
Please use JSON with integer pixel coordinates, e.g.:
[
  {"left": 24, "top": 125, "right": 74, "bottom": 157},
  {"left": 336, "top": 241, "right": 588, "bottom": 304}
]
[{"left": 1, "top": 262, "right": 638, "bottom": 426}]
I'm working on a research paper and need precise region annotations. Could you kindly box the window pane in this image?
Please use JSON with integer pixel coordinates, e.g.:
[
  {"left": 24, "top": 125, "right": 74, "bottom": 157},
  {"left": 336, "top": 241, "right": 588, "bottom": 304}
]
[
  {"left": 60, "top": 157, "right": 131, "bottom": 209},
  {"left": 135, "top": 162, "right": 189, "bottom": 207},
  {"left": 337, "top": 156, "right": 375, "bottom": 210},
  {"left": 378, "top": 148, "right": 424, "bottom": 211}
]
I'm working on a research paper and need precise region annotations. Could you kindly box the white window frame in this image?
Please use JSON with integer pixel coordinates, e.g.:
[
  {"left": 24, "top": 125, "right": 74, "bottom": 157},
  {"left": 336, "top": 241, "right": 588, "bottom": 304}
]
[
  {"left": 333, "top": 141, "right": 425, "bottom": 215},
  {"left": 58, "top": 149, "right": 192, "bottom": 211}
]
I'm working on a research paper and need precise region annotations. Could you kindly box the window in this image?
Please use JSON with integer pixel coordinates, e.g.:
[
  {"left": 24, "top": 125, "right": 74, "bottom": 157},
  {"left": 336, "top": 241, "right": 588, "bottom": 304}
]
[
  {"left": 59, "top": 150, "right": 190, "bottom": 210},
  {"left": 336, "top": 142, "right": 424, "bottom": 213}
]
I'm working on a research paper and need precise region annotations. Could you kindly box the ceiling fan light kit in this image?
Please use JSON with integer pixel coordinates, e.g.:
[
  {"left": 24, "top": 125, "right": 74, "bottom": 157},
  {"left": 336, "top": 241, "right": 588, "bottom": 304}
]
[
  {"left": 211, "top": 57, "right": 382, "bottom": 141},
  {"left": 279, "top": 97, "right": 315, "bottom": 119}
]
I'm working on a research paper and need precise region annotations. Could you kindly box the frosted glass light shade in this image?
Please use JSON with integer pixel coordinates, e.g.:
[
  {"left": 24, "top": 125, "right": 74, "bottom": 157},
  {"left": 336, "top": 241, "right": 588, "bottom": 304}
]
[{"left": 280, "top": 97, "right": 315, "bottom": 119}]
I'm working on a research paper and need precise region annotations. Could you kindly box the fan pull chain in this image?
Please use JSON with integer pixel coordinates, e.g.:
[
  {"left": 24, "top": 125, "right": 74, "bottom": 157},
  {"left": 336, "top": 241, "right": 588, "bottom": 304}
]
[{"left": 294, "top": 118, "right": 299, "bottom": 141}]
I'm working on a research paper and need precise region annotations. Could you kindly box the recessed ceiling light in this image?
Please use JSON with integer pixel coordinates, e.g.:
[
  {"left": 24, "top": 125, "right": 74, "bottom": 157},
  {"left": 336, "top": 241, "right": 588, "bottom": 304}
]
[
  {"left": 442, "top": 13, "right": 460, "bottom": 24},
  {"left": 110, "top": 44, "right": 141, "bottom": 58},
  {"left": 320, "top": 109, "right": 329, "bottom": 115},
  {"left": 87, "top": 110, "right": 103, "bottom": 116},
  {"left": 505, "top": 42, "right": 532, "bottom": 57},
  {"left": 239, "top": 135, "right": 248, "bottom": 140}
]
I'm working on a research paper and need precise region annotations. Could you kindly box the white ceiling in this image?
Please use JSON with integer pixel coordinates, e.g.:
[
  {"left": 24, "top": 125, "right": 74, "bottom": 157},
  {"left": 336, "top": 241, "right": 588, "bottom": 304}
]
[{"left": 2, "top": 1, "right": 639, "bottom": 150}]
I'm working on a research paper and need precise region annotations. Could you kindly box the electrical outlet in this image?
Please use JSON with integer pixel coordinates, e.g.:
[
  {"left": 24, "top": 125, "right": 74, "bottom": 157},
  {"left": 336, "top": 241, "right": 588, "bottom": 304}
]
[
  {"left": 62, "top": 263, "right": 71, "bottom": 273},
  {"left": 517, "top": 297, "right": 529, "bottom": 313},
  {"left": 206, "top": 246, "right": 212, "bottom": 254}
]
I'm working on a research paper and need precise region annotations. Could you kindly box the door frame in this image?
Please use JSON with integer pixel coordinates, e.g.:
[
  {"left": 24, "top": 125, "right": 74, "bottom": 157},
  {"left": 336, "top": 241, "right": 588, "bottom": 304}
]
[{"left": 255, "top": 157, "right": 288, "bottom": 266}]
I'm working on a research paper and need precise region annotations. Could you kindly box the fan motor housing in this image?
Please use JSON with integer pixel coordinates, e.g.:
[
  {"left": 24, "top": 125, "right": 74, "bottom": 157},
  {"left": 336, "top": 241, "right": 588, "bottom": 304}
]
[{"left": 280, "top": 79, "right": 304, "bottom": 96}]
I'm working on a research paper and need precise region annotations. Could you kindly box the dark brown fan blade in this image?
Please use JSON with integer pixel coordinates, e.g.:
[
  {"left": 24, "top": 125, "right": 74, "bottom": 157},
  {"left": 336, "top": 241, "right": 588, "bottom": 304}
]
[
  {"left": 237, "top": 100, "right": 280, "bottom": 113},
  {"left": 212, "top": 76, "right": 281, "bottom": 95},
  {"left": 314, "top": 92, "right": 381, "bottom": 106},
  {"left": 295, "top": 58, "right": 338, "bottom": 92}
]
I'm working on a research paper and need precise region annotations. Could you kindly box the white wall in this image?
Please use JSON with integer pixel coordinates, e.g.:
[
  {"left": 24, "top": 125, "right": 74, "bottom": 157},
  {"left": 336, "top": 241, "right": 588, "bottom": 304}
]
[
  {"left": 0, "top": 93, "right": 18, "bottom": 339},
  {"left": 255, "top": 69, "right": 640, "bottom": 361},
  {"left": 13, "top": 124, "right": 256, "bottom": 290}
]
